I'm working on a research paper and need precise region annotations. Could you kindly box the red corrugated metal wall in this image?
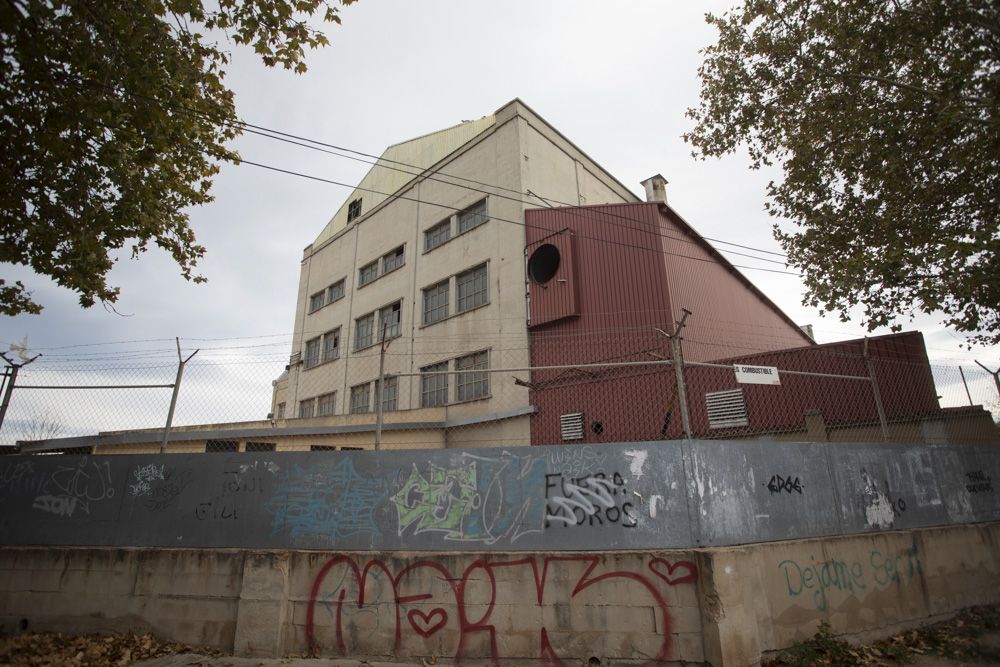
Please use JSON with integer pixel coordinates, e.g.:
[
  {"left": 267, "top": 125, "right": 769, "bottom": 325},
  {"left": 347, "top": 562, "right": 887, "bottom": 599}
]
[{"left": 524, "top": 204, "right": 940, "bottom": 445}]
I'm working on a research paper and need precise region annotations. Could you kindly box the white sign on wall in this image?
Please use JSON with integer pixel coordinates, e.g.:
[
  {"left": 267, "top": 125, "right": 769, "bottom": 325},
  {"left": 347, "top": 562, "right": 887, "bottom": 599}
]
[{"left": 733, "top": 364, "right": 781, "bottom": 385}]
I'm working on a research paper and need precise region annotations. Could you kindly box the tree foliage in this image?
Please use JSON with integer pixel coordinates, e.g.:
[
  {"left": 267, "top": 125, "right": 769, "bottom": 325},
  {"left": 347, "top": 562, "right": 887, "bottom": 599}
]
[
  {"left": 0, "top": 0, "right": 352, "bottom": 315},
  {"left": 686, "top": 0, "right": 999, "bottom": 345}
]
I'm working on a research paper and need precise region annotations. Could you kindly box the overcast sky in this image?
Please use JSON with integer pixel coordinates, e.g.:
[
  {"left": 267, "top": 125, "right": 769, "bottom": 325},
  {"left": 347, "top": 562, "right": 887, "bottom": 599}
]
[{"left": 2, "top": 1, "right": 997, "bottom": 438}]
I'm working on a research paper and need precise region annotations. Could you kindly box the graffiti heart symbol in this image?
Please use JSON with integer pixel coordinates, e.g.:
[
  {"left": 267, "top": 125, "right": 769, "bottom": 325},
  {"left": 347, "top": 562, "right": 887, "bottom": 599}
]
[
  {"left": 407, "top": 608, "right": 448, "bottom": 638},
  {"left": 648, "top": 558, "right": 698, "bottom": 586}
]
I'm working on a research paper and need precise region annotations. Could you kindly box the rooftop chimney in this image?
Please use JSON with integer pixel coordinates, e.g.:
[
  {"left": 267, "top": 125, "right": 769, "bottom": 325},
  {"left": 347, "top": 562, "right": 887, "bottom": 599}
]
[{"left": 640, "top": 174, "right": 668, "bottom": 204}]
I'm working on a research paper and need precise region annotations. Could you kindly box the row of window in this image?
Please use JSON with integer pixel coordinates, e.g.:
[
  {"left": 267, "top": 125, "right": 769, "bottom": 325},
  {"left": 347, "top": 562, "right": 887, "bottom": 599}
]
[
  {"left": 422, "top": 263, "right": 488, "bottom": 325},
  {"left": 305, "top": 262, "right": 487, "bottom": 368},
  {"left": 359, "top": 245, "right": 405, "bottom": 288},
  {"left": 297, "top": 350, "right": 490, "bottom": 418},
  {"left": 309, "top": 278, "right": 345, "bottom": 313},
  {"left": 424, "top": 199, "right": 488, "bottom": 252}
]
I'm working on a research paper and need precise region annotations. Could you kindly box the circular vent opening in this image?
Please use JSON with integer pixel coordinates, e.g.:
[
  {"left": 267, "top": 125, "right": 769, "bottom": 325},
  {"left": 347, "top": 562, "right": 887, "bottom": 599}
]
[{"left": 528, "top": 244, "right": 561, "bottom": 284}]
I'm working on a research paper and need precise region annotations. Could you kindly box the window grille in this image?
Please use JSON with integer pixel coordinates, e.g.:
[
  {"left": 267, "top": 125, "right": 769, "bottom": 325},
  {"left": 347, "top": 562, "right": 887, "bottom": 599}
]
[
  {"left": 457, "top": 199, "right": 488, "bottom": 234},
  {"left": 382, "top": 246, "right": 404, "bottom": 273},
  {"left": 379, "top": 302, "right": 401, "bottom": 340},
  {"left": 376, "top": 376, "right": 398, "bottom": 412},
  {"left": 354, "top": 313, "right": 374, "bottom": 350},
  {"left": 350, "top": 383, "right": 370, "bottom": 413},
  {"left": 358, "top": 261, "right": 378, "bottom": 287},
  {"left": 304, "top": 337, "right": 321, "bottom": 368},
  {"left": 423, "top": 280, "right": 449, "bottom": 324},
  {"left": 246, "top": 442, "right": 276, "bottom": 452},
  {"left": 424, "top": 219, "right": 451, "bottom": 251},
  {"left": 421, "top": 361, "right": 449, "bottom": 407},
  {"left": 560, "top": 413, "right": 585, "bottom": 441},
  {"left": 705, "top": 389, "right": 750, "bottom": 429},
  {"left": 322, "top": 329, "right": 340, "bottom": 362},
  {"left": 317, "top": 392, "right": 337, "bottom": 416},
  {"left": 309, "top": 290, "right": 325, "bottom": 312},
  {"left": 206, "top": 440, "right": 239, "bottom": 453},
  {"left": 456, "top": 351, "right": 489, "bottom": 401},
  {"left": 456, "top": 264, "right": 488, "bottom": 312},
  {"left": 347, "top": 197, "right": 362, "bottom": 222},
  {"left": 327, "top": 279, "right": 345, "bottom": 303}
]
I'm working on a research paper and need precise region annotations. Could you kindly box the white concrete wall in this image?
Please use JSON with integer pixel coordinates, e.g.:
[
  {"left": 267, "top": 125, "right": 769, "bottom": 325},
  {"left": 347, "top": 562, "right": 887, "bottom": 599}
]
[{"left": 281, "top": 100, "right": 639, "bottom": 442}]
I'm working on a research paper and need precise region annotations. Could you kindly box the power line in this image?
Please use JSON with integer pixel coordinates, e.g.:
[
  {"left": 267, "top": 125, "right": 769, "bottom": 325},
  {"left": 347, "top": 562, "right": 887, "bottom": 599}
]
[
  {"left": 234, "top": 156, "right": 804, "bottom": 276},
  {"left": 67, "top": 75, "right": 793, "bottom": 265}
]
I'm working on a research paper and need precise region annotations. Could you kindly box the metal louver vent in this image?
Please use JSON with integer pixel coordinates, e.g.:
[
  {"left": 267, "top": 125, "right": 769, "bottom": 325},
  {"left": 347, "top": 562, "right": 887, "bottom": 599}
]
[
  {"left": 560, "top": 412, "right": 584, "bottom": 440},
  {"left": 705, "top": 389, "right": 749, "bottom": 429},
  {"left": 289, "top": 352, "right": 302, "bottom": 365}
]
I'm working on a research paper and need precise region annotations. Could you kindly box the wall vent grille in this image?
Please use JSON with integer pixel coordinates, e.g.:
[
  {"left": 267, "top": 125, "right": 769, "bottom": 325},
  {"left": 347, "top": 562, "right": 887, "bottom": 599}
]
[
  {"left": 705, "top": 389, "right": 749, "bottom": 429},
  {"left": 560, "top": 412, "right": 585, "bottom": 440}
]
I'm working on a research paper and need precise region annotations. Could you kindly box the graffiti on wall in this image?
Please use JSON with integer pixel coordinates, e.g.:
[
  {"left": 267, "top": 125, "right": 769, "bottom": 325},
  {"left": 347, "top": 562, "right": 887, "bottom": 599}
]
[
  {"left": 391, "top": 452, "right": 546, "bottom": 544},
  {"left": 544, "top": 472, "right": 638, "bottom": 528},
  {"left": 778, "top": 539, "right": 923, "bottom": 611},
  {"left": 966, "top": 471, "right": 993, "bottom": 494},
  {"left": 0, "top": 456, "right": 115, "bottom": 518},
  {"left": 267, "top": 459, "right": 386, "bottom": 542},
  {"left": 305, "top": 554, "right": 699, "bottom": 663}
]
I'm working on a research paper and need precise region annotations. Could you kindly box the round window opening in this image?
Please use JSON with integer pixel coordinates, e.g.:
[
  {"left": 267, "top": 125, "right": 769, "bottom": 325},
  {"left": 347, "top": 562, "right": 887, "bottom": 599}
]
[{"left": 528, "top": 244, "right": 561, "bottom": 284}]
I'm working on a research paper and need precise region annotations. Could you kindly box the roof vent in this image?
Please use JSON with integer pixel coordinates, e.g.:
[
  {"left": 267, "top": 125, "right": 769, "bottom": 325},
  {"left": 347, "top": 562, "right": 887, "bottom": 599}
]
[
  {"left": 640, "top": 174, "right": 668, "bottom": 204},
  {"left": 560, "top": 412, "right": 585, "bottom": 441},
  {"left": 705, "top": 389, "right": 749, "bottom": 429}
]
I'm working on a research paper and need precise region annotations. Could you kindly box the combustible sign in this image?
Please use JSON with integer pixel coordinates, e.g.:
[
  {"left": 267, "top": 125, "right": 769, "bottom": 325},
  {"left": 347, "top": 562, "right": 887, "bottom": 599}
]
[{"left": 733, "top": 364, "right": 781, "bottom": 385}]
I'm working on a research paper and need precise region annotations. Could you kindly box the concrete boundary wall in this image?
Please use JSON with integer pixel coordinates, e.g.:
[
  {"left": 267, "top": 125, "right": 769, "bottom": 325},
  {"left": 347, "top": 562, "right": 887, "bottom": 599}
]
[
  {"left": 2, "top": 523, "right": 999, "bottom": 666},
  {"left": 0, "top": 440, "right": 997, "bottom": 551}
]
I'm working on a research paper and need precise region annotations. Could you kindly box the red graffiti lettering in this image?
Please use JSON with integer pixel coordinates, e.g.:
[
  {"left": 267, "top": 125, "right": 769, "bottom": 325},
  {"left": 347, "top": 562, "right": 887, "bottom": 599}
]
[
  {"left": 305, "top": 555, "right": 699, "bottom": 665},
  {"left": 648, "top": 558, "right": 699, "bottom": 586}
]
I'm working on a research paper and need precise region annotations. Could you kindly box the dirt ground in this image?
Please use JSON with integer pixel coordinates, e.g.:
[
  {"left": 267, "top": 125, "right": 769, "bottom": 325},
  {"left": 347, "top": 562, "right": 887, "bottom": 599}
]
[{"left": 1, "top": 606, "right": 998, "bottom": 667}]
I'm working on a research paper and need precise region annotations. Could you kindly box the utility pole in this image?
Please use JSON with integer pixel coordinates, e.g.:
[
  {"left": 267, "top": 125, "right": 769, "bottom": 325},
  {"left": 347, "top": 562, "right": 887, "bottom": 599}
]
[
  {"left": 658, "top": 309, "right": 693, "bottom": 439},
  {"left": 0, "top": 351, "right": 41, "bottom": 434},
  {"left": 375, "top": 321, "right": 392, "bottom": 450},
  {"left": 161, "top": 338, "right": 199, "bottom": 454}
]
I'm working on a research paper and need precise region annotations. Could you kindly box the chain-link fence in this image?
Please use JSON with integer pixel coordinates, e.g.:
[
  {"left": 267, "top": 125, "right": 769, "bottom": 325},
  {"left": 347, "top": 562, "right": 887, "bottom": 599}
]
[{"left": 1, "top": 338, "right": 997, "bottom": 453}]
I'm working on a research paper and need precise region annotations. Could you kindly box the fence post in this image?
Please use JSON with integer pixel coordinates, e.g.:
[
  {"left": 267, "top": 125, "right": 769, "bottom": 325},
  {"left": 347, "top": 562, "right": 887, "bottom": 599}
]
[
  {"left": 161, "top": 338, "right": 199, "bottom": 454},
  {"left": 863, "top": 337, "right": 890, "bottom": 441},
  {"left": 974, "top": 361, "right": 1000, "bottom": 402},
  {"left": 0, "top": 352, "right": 41, "bottom": 434}
]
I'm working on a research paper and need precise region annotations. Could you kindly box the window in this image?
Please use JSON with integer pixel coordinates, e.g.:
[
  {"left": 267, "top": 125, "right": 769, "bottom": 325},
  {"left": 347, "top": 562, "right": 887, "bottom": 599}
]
[
  {"left": 347, "top": 197, "right": 362, "bottom": 222},
  {"left": 305, "top": 330, "right": 338, "bottom": 368},
  {"left": 382, "top": 246, "right": 404, "bottom": 274},
  {"left": 246, "top": 442, "right": 276, "bottom": 452},
  {"left": 423, "top": 280, "right": 449, "bottom": 324},
  {"left": 358, "top": 261, "right": 379, "bottom": 287},
  {"left": 379, "top": 301, "right": 401, "bottom": 340},
  {"left": 304, "top": 337, "right": 321, "bottom": 369},
  {"left": 299, "top": 399, "right": 316, "bottom": 418},
  {"left": 206, "top": 440, "right": 239, "bottom": 453},
  {"left": 421, "top": 361, "right": 449, "bottom": 407},
  {"left": 309, "top": 290, "right": 326, "bottom": 313},
  {"left": 457, "top": 199, "right": 487, "bottom": 234},
  {"left": 350, "top": 383, "right": 370, "bottom": 413},
  {"left": 456, "top": 264, "right": 488, "bottom": 312},
  {"left": 310, "top": 445, "right": 338, "bottom": 452},
  {"left": 327, "top": 279, "right": 345, "bottom": 303},
  {"left": 376, "top": 376, "right": 398, "bottom": 412},
  {"left": 424, "top": 219, "right": 451, "bottom": 251},
  {"left": 322, "top": 328, "right": 340, "bottom": 362},
  {"left": 354, "top": 313, "right": 374, "bottom": 350},
  {"left": 456, "top": 351, "right": 489, "bottom": 401},
  {"left": 317, "top": 391, "right": 337, "bottom": 416},
  {"left": 276, "top": 402, "right": 286, "bottom": 419}
]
